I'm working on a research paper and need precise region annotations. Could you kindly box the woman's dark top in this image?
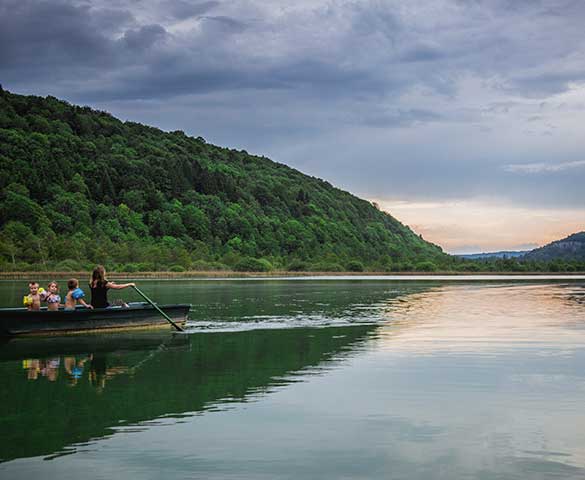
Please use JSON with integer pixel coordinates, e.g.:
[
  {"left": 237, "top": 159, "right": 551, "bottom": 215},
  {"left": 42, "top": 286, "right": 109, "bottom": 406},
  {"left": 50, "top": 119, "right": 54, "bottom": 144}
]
[{"left": 90, "top": 281, "right": 109, "bottom": 308}]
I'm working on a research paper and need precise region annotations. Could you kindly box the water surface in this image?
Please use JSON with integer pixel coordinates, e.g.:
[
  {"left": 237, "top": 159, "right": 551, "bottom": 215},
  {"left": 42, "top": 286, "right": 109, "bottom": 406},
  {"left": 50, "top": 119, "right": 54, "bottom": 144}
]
[{"left": 1, "top": 278, "right": 585, "bottom": 479}]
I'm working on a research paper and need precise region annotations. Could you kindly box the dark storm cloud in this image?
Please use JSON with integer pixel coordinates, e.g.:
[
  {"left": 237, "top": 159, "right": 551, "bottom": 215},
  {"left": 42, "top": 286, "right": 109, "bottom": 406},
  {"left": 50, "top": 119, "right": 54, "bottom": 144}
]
[
  {"left": 349, "top": 2, "right": 401, "bottom": 42},
  {"left": 2, "top": 0, "right": 585, "bottom": 212},
  {"left": 507, "top": 71, "right": 585, "bottom": 97},
  {"left": 399, "top": 45, "right": 446, "bottom": 63},
  {"left": 0, "top": 0, "right": 411, "bottom": 102},
  {"left": 0, "top": 0, "right": 125, "bottom": 69},
  {"left": 122, "top": 24, "right": 168, "bottom": 51},
  {"left": 363, "top": 109, "right": 443, "bottom": 128},
  {"left": 75, "top": 53, "right": 390, "bottom": 103},
  {"left": 4, "top": 0, "right": 584, "bottom": 104},
  {"left": 199, "top": 16, "right": 247, "bottom": 32},
  {"left": 165, "top": 0, "right": 220, "bottom": 20}
]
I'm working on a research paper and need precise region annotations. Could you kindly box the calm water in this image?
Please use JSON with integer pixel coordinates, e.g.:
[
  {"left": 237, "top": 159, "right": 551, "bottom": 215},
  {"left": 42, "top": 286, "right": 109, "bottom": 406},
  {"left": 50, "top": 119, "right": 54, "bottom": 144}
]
[{"left": 1, "top": 278, "right": 585, "bottom": 479}]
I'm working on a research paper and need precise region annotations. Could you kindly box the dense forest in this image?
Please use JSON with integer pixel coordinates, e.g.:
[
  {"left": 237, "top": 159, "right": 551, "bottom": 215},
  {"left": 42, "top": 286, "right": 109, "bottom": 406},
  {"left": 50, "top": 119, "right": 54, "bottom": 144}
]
[
  {"left": 0, "top": 88, "right": 583, "bottom": 273},
  {"left": 0, "top": 88, "right": 450, "bottom": 272}
]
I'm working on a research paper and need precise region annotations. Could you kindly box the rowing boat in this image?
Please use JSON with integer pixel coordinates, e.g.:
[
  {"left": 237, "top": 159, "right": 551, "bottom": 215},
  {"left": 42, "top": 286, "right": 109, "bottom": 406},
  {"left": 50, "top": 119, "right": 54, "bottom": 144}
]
[{"left": 0, "top": 302, "right": 191, "bottom": 336}]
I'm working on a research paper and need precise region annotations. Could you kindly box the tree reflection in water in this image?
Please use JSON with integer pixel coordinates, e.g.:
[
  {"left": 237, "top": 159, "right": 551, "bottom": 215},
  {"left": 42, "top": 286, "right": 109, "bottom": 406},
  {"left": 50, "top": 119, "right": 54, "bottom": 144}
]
[{"left": 0, "top": 324, "right": 378, "bottom": 463}]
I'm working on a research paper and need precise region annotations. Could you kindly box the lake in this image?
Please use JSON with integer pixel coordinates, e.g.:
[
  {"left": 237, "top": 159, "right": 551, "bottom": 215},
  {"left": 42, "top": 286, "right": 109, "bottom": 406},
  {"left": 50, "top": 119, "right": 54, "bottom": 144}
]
[{"left": 1, "top": 277, "right": 585, "bottom": 479}]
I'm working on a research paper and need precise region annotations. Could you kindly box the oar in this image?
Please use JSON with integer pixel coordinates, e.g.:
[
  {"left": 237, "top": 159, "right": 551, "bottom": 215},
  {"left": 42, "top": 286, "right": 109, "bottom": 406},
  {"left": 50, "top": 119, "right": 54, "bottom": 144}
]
[{"left": 132, "top": 285, "right": 185, "bottom": 332}]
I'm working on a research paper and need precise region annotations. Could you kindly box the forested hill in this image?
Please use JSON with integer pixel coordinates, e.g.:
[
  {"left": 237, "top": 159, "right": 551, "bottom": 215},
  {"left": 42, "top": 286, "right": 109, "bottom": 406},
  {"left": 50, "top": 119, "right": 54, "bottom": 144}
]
[
  {"left": 0, "top": 88, "right": 448, "bottom": 272},
  {"left": 523, "top": 232, "right": 585, "bottom": 262}
]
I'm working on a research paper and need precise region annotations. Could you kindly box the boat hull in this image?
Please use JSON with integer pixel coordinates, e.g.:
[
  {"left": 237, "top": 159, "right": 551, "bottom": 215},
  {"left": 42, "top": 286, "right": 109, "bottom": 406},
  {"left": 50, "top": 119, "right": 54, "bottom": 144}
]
[{"left": 0, "top": 302, "right": 190, "bottom": 336}]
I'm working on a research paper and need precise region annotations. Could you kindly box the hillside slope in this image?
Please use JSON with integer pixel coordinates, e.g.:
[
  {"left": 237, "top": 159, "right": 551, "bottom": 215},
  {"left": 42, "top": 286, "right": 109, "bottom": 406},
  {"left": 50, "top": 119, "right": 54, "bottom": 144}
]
[
  {"left": 523, "top": 232, "right": 585, "bottom": 262},
  {"left": 0, "top": 88, "right": 448, "bottom": 272}
]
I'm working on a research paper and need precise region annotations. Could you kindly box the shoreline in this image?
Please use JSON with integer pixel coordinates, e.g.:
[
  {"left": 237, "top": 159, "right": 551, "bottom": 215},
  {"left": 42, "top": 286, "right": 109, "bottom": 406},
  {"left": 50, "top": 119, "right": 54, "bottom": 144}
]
[{"left": 1, "top": 270, "right": 585, "bottom": 280}]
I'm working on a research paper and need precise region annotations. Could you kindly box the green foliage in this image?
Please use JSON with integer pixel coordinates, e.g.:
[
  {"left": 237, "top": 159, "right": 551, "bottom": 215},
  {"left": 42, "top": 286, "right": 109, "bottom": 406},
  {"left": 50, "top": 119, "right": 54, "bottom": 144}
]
[
  {"left": 191, "top": 260, "right": 230, "bottom": 271},
  {"left": 415, "top": 261, "right": 438, "bottom": 272},
  {"left": 121, "top": 263, "right": 141, "bottom": 273},
  {"left": 168, "top": 264, "right": 186, "bottom": 272},
  {"left": 311, "top": 262, "right": 345, "bottom": 272},
  {"left": 346, "top": 260, "right": 364, "bottom": 272},
  {"left": 287, "top": 260, "right": 309, "bottom": 271},
  {"left": 54, "top": 259, "right": 83, "bottom": 271},
  {"left": 233, "top": 257, "right": 273, "bottom": 272},
  {"left": 460, "top": 262, "right": 482, "bottom": 272}
]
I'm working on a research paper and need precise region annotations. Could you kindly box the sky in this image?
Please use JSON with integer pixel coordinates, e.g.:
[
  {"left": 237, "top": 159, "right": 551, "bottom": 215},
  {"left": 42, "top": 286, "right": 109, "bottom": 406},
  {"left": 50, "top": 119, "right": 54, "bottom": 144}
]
[{"left": 1, "top": 0, "right": 585, "bottom": 253}]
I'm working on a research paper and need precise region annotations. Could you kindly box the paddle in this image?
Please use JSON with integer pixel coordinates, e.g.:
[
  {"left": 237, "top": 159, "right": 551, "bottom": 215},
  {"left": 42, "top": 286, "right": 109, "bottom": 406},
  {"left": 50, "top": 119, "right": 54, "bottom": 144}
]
[{"left": 132, "top": 285, "right": 185, "bottom": 332}]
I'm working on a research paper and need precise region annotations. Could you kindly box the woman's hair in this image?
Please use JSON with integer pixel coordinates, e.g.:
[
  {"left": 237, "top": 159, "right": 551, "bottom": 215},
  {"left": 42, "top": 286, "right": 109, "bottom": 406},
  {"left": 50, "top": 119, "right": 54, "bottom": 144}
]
[
  {"left": 91, "top": 265, "right": 107, "bottom": 287},
  {"left": 67, "top": 278, "right": 79, "bottom": 290}
]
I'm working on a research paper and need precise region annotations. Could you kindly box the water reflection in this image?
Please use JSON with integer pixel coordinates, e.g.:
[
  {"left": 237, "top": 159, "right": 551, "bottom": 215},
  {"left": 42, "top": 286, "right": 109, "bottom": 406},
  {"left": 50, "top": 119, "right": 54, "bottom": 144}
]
[
  {"left": 0, "top": 325, "right": 378, "bottom": 463},
  {"left": 22, "top": 358, "right": 60, "bottom": 382},
  {"left": 19, "top": 348, "right": 177, "bottom": 393},
  {"left": 1, "top": 279, "right": 585, "bottom": 480},
  {"left": 378, "top": 283, "right": 585, "bottom": 355}
]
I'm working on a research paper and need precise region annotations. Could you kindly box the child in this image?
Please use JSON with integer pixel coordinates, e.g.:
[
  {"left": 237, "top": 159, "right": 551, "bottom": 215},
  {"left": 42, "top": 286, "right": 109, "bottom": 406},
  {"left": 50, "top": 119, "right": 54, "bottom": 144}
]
[
  {"left": 42, "top": 281, "right": 62, "bottom": 312},
  {"left": 64, "top": 278, "right": 93, "bottom": 311},
  {"left": 23, "top": 282, "right": 44, "bottom": 311}
]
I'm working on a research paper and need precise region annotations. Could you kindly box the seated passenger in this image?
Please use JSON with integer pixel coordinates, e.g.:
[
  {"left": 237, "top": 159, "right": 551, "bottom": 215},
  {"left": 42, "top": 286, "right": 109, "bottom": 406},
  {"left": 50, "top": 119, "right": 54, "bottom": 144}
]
[
  {"left": 42, "top": 281, "right": 62, "bottom": 311},
  {"left": 89, "top": 265, "right": 135, "bottom": 308},
  {"left": 23, "top": 282, "right": 44, "bottom": 311},
  {"left": 64, "top": 278, "right": 93, "bottom": 311}
]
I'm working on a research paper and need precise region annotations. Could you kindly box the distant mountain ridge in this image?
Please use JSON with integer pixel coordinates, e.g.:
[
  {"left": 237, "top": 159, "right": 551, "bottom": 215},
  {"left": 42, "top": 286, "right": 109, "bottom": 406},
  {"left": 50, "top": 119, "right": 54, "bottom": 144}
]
[
  {"left": 458, "top": 232, "right": 585, "bottom": 263},
  {"left": 456, "top": 250, "right": 528, "bottom": 260},
  {"left": 523, "top": 232, "right": 585, "bottom": 261}
]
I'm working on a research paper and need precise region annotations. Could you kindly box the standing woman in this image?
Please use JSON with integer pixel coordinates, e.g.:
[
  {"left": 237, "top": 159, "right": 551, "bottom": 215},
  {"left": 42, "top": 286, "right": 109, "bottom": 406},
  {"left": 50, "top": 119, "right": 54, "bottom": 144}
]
[{"left": 89, "top": 265, "right": 135, "bottom": 308}]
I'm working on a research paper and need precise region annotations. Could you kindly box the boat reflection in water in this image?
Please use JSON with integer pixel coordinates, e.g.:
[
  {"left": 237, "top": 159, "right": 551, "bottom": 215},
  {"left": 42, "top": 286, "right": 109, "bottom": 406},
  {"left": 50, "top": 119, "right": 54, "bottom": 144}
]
[
  {"left": 21, "top": 354, "right": 129, "bottom": 391},
  {"left": 7, "top": 332, "right": 189, "bottom": 391},
  {"left": 22, "top": 357, "right": 61, "bottom": 382}
]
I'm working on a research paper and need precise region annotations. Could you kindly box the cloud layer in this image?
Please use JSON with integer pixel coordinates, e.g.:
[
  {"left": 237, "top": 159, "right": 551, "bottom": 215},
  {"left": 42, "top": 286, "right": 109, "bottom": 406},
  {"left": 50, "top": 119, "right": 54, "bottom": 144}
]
[
  {"left": 2, "top": 0, "right": 584, "bottom": 248},
  {"left": 503, "top": 160, "right": 585, "bottom": 174}
]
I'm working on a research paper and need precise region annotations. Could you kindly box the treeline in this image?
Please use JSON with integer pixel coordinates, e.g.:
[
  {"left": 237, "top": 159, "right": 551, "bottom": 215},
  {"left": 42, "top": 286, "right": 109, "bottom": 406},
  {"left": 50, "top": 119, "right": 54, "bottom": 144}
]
[
  {"left": 453, "top": 257, "right": 585, "bottom": 273},
  {"left": 0, "top": 88, "right": 452, "bottom": 272},
  {"left": 0, "top": 89, "right": 581, "bottom": 273}
]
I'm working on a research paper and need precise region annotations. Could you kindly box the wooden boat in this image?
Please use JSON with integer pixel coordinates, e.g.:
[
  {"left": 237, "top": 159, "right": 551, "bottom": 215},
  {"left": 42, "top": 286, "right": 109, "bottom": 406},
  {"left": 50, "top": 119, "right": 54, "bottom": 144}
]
[{"left": 0, "top": 302, "right": 191, "bottom": 336}]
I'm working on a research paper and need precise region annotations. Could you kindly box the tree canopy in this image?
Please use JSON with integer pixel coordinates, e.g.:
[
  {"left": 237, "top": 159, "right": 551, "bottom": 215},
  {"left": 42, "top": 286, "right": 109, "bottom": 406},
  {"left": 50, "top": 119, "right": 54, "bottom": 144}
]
[{"left": 0, "top": 88, "right": 581, "bottom": 273}]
